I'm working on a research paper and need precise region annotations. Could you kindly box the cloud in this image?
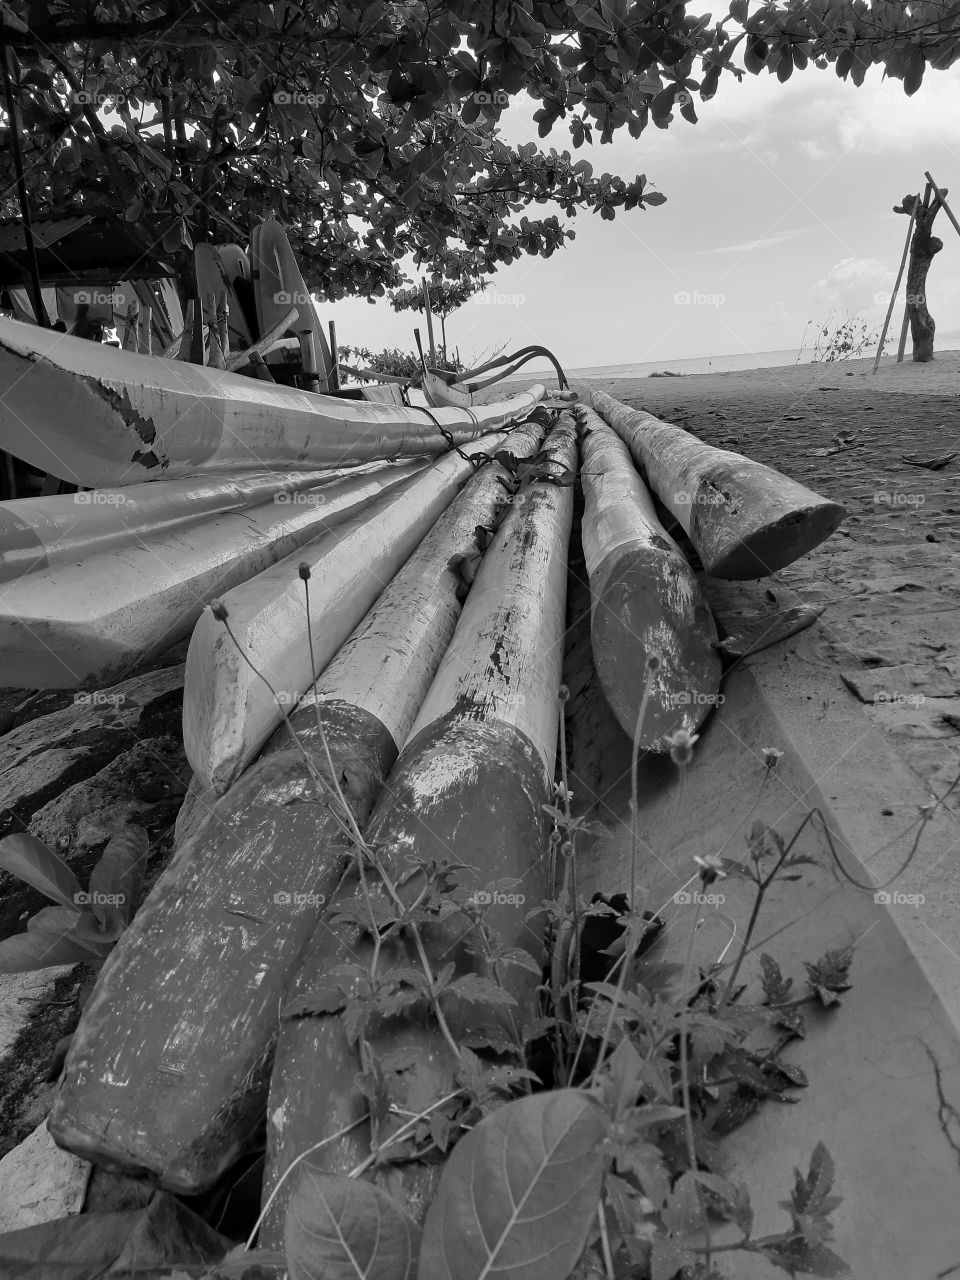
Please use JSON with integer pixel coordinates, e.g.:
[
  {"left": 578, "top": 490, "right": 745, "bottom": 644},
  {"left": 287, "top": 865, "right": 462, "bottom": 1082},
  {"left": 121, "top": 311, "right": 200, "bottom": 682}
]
[
  {"left": 690, "top": 229, "right": 807, "bottom": 255},
  {"left": 812, "top": 257, "right": 893, "bottom": 313}
]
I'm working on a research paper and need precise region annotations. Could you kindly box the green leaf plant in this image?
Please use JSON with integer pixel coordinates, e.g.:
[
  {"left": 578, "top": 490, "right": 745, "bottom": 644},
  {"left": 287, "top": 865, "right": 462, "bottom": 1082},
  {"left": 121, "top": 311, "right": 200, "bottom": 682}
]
[{"left": 0, "top": 825, "right": 148, "bottom": 973}]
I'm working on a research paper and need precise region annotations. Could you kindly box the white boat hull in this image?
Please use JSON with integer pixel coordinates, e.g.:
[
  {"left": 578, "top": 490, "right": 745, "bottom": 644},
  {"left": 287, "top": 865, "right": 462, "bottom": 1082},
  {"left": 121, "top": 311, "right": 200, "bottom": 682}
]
[{"left": 0, "top": 317, "right": 543, "bottom": 487}]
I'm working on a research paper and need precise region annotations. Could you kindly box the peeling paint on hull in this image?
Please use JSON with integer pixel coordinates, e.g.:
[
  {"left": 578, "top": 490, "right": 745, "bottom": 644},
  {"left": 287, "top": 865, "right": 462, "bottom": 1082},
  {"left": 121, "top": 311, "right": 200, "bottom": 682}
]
[
  {"left": 578, "top": 407, "right": 722, "bottom": 747},
  {"left": 591, "top": 389, "right": 846, "bottom": 579},
  {"left": 261, "top": 417, "right": 578, "bottom": 1238},
  {"left": 0, "top": 316, "right": 543, "bottom": 487}
]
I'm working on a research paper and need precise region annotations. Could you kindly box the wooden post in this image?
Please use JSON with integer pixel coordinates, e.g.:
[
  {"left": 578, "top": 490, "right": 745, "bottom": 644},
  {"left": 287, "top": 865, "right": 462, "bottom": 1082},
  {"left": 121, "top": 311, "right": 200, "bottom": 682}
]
[
  {"left": 422, "top": 280, "right": 436, "bottom": 363},
  {"left": 327, "top": 319, "right": 340, "bottom": 391},
  {"left": 297, "top": 327, "right": 320, "bottom": 392},
  {"left": 873, "top": 192, "right": 918, "bottom": 373}
]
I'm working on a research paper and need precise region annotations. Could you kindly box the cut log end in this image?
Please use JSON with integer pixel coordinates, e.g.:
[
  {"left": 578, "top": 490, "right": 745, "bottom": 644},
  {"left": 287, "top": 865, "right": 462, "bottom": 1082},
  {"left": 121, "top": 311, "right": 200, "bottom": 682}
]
[
  {"left": 590, "top": 546, "right": 723, "bottom": 746},
  {"left": 699, "top": 499, "right": 847, "bottom": 579}
]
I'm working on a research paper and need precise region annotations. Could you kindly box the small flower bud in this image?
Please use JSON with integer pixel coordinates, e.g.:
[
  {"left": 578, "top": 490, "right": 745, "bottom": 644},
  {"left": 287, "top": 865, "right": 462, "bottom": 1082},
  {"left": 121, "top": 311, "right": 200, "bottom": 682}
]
[
  {"left": 298, "top": 562, "right": 312, "bottom": 581},
  {"left": 558, "top": 684, "right": 570, "bottom": 703},
  {"left": 645, "top": 653, "right": 661, "bottom": 673},
  {"left": 210, "top": 599, "right": 229, "bottom": 622}
]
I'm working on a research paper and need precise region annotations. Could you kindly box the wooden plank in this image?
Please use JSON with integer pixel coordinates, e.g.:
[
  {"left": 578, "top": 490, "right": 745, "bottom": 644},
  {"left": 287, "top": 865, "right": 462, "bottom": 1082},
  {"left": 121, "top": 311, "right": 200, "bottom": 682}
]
[
  {"left": 183, "top": 428, "right": 522, "bottom": 793},
  {"left": 577, "top": 406, "right": 722, "bottom": 747},
  {"left": 260, "top": 417, "right": 577, "bottom": 1240},
  {"left": 47, "top": 424, "right": 546, "bottom": 1193},
  {"left": 0, "top": 316, "right": 543, "bottom": 487},
  {"left": 0, "top": 465, "right": 426, "bottom": 689},
  {"left": 590, "top": 389, "right": 846, "bottom": 579}
]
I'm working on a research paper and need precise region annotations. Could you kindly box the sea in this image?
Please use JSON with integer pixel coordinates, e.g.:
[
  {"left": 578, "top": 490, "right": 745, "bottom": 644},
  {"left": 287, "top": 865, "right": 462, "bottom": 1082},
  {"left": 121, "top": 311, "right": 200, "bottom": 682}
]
[
  {"left": 560, "top": 347, "right": 809, "bottom": 381},
  {"left": 538, "top": 333, "right": 960, "bottom": 382}
]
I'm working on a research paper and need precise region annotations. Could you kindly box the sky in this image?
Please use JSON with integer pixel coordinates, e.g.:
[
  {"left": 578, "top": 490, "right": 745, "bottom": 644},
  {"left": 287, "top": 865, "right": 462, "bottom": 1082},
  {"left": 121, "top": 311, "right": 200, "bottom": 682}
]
[{"left": 326, "top": 60, "right": 960, "bottom": 370}]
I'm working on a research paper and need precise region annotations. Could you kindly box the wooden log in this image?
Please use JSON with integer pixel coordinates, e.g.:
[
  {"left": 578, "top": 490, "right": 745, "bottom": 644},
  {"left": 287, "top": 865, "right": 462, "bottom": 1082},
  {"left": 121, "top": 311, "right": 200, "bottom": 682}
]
[
  {"left": 0, "top": 316, "right": 544, "bottom": 488},
  {"left": 47, "top": 424, "right": 546, "bottom": 1193},
  {"left": 590, "top": 389, "right": 845, "bottom": 579},
  {"left": 260, "top": 417, "right": 578, "bottom": 1241},
  {"left": 183, "top": 428, "right": 524, "bottom": 793},
  {"left": 577, "top": 406, "right": 722, "bottom": 746},
  {"left": 0, "top": 465, "right": 394, "bottom": 584},
  {"left": 0, "top": 465, "right": 426, "bottom": 689}
]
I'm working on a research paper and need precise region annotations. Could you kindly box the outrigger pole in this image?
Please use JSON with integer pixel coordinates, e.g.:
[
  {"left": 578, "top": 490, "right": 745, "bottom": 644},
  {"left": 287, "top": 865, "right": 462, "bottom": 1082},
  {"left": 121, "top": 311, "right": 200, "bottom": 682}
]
[{"left": 0, "top": 32, "right": 49, "bottom": 327}]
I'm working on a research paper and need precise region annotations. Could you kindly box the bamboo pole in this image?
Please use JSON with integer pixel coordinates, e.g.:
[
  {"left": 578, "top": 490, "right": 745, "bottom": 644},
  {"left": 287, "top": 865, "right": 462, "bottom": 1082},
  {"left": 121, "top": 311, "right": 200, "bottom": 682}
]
[
  {"left": 873, "top": 192, "right": 918, "bottom": 374},
  {"left": 925, "top": 171, "right": 960, "bottom": 241},
  {"left": 896, "top": 301, "right": 910, "bottom": 363}
]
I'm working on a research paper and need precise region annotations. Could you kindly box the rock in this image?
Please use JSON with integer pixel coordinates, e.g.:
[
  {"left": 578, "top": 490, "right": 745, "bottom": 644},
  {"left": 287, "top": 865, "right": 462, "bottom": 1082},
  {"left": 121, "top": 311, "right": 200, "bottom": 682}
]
[
  {"left": 0, "top": 667, "right": 184, "bottom": 840},
  {"left": 0, "top": 1120, "right": 89, "bottom": 1232}
]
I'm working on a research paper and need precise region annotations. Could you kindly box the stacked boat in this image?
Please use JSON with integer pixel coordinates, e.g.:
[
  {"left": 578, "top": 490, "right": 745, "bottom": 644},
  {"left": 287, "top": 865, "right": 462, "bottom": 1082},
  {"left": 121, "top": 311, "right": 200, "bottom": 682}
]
[
  {"left": 1, "top": 377, "right": 843, "bottom": 1236},
  {"left": 0, "top": 244, "right": 850, "bottom": 1253}
]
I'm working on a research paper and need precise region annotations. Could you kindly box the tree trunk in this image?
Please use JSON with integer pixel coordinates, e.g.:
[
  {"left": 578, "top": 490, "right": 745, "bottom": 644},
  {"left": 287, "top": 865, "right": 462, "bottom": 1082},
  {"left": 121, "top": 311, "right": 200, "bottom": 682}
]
[{"left": 906, "top": 194, "right": 944, "bottom": 362}]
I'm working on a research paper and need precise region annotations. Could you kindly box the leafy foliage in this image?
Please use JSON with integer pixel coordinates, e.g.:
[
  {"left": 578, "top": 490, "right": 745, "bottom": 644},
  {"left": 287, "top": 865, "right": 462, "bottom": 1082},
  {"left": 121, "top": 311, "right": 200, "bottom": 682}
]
[
  {"left": 0, "top": 825, "right": 148, "bottom": 972},
  {"left": 285, "top": 1168, "right": 419, "bottom": 1280}
]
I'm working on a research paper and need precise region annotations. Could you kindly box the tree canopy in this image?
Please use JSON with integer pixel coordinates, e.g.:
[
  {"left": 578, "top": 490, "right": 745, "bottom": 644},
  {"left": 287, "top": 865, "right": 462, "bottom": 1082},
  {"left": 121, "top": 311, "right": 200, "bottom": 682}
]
[{"left": 0, "top": 1, "right": 956, "bottom": 301}]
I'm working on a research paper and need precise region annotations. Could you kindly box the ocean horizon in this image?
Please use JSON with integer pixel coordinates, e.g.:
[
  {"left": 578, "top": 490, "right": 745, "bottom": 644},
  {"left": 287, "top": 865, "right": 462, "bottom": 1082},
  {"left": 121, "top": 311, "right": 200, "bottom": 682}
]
[{"left": 518, "top": 333, "right": 960, "bottom": 382}]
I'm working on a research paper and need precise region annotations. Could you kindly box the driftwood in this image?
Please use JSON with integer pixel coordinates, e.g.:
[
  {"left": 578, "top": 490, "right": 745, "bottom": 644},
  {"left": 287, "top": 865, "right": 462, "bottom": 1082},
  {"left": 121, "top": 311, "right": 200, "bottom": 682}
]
[{"left": 590, "top": 390, "right": 846, "bottom": 579}]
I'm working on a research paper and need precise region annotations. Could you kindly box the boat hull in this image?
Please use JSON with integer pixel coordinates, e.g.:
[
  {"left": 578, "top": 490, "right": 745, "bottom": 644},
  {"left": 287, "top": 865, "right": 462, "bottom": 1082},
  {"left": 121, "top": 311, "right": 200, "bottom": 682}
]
[
  {"left": 261, "top": 416, "right": 578, "bottom": 1239},
  {"left": 578, "top": 407, "right": 722, "bottom": 747},
  {"left": 0, "top": 464, "right": 424, "bottom": 688},
  {"left": 0, "top": 316, "right": 543, "bottom": 487},
  {"left": 590, "top": 389, "right": 845, "bottom": 579},
  {"left": 48, "top": 423, "right": 546, "bottom": 1192}
]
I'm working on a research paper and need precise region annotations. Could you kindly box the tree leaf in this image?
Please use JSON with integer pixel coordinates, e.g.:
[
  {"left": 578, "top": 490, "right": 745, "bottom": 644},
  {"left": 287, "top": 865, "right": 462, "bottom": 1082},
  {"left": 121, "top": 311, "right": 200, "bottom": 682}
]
[
  {"left": 285, "top": 1166, "right": 419, "bottom": 1280},
  {"left": 88, "top": 824, "right": 148, "bottom": 927},
  {"left": 418, "top": 1089, "right": 607, "bottom": 1280},
  {"left": 0, "top": 833, "right": 82, "bottom": 909},
  {"left": 0, "top": 929, "right": 93, "bottom": 973}
]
